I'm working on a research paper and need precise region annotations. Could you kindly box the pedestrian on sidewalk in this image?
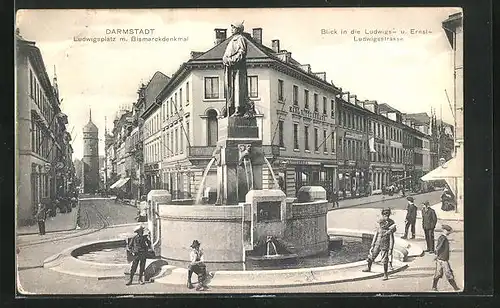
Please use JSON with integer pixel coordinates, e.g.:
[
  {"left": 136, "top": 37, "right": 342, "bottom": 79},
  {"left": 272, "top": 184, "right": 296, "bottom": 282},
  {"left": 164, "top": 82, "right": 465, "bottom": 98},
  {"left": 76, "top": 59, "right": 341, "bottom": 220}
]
[
  {"left": 432, "top": 224, "right": 460, "bottom": 291},
  {"left": 187, "top": 240, "right": 209, "bottom": 291},
  {"left": 422, "top": 201, "right": 438, "bottom": 254},
  {"left": 331, "top": 189, "right": 339, "bottom": 208},
  {"left": 362, "top": 208, "right": 397, "bottom": 280},
  {"left": 401, "top": 196, "right": 417, "bottom": 239},
  {"left": 35, "top": 201, "right": 48, "bottom": 235},
  {"left": 126, "top": 225, "right": 151, "bottom": 286}
]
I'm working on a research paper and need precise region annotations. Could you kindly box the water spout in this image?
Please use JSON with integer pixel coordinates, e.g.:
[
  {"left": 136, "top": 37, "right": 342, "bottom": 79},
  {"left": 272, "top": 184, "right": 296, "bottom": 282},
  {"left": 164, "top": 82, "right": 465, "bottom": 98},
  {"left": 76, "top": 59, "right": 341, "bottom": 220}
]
[
  {"left": 265, "top": 236, "right": 279, "bottom": 257},
  {"left": 243, "top": 158, "right": 254, "bottom": 191},
  {"left": 195, "top": 157, "right": 216, "bottom": 204},
  {"left": 263, "top": 157, "right": 279, "bottom": 189}
]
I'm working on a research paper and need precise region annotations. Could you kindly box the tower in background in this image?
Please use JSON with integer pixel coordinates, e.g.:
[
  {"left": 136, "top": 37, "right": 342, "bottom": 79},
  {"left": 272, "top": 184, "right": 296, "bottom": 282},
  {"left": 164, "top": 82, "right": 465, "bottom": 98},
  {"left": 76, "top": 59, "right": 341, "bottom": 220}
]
[{"left": 82, "top": 109, "right": 100, "bottom": 193}]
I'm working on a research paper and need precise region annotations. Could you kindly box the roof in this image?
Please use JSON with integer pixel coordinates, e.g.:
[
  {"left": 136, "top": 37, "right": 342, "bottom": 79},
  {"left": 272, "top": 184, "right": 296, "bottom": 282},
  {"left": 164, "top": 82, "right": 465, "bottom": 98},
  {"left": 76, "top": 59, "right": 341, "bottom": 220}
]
[
  {"left": 151, "top": 31, "right": 341, "bottom": 112},
  {"left": 378, "top": 103, "right": 401, "bottom": 113},
  {"left": 144, "top": 71, "right": 171, "bottom": 112},
  {"left": 405, "top": 112, "right": 430, "bottom": 124},
  {"left": 16, "top": 34, "right": 60, "bottom": 110},
  {"left": 83, "top": 120, "right": 98, "bottom": 133}
]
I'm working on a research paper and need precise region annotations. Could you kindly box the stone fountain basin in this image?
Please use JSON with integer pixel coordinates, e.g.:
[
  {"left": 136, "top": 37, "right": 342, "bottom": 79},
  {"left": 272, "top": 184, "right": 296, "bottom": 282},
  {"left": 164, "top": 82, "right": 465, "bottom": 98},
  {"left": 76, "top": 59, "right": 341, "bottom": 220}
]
[{"left": 43, "top": 228, "right": 423, "bottom": 287}]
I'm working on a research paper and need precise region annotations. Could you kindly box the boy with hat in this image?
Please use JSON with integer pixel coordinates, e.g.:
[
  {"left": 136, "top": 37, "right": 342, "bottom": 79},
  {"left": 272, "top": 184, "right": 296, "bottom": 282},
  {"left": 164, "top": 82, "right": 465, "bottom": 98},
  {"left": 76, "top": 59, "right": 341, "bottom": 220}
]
[
  {"left": 421, "top": 201, "right": 438, "bottom": 253},
  {"left": 362, "top": 208, "right": 397, "bottom": 280},
  {"left": 187, "top": 240, "right": 209, "bottom": 291},
  {"left": 432, "top": 224, "right": 460, "bottom": 291},
  {"left": 125, "top": 225, "right": 151, "bottom": 285},
  {"left": 401, "top": 196, "right": 417, "bottom": 239}
]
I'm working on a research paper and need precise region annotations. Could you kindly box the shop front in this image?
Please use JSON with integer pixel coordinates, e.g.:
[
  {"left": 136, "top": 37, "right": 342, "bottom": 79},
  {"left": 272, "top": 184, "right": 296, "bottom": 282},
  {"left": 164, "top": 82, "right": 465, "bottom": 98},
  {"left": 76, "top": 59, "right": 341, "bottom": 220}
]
[
  {"left": 337, "top": 160, "right": 370, "bottom": 199},
  {"left": 144, "top": 162, "right": 161, "bottom": 195}
]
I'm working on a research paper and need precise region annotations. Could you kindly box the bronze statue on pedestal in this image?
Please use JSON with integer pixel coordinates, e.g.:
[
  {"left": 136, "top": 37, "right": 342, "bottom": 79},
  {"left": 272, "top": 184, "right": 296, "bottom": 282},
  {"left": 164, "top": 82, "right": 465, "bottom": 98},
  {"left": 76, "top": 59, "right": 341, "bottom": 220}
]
[{"left": 223, "top": 21, "right": 256, "bottom": 118}]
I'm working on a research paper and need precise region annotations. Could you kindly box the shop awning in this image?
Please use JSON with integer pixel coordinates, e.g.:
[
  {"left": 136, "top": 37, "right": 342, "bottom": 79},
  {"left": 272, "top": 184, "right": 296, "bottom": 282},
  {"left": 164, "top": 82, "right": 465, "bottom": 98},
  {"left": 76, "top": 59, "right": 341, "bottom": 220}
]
[
  {"left": 110, "top": 178, "right": 130, "bottom": 189},
  {"left": 420, "top": 155, "right": 462, "bottom": 182}
]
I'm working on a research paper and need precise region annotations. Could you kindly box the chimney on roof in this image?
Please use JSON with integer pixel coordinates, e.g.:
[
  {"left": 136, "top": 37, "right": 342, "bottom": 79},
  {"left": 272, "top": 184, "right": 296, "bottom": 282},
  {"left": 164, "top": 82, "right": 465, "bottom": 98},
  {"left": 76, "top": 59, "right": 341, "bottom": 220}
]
[
  {"left": 271, "top": 39, "right": 280, "bottom": 52},
  {"left": 252, "top": 28, "right": 262, "bottom": 45},
  {"left": 300, "top": 64, "right": 311, "bottom": 73},
  {"left": 214, "top": 28, "right": 227, "bottom": 45},
  {"left": 313, "top": 72, "right": 327, "bottom": 81},
  {"left": 342, "top": 92, "right": 350, "bottom": 102}
]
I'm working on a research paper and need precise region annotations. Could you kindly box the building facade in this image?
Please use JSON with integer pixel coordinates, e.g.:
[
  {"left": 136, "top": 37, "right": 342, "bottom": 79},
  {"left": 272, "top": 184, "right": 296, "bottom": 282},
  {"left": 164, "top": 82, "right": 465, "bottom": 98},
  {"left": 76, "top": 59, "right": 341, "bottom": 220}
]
[
  {"left": 121, "top": 26, "right": 434, "bottom": 201},
  {"left": 82, "top": 111, "right": 99, "bottom": 193},
  {"left": 16, "top": 32, "right": 74, "bottom": 225}
]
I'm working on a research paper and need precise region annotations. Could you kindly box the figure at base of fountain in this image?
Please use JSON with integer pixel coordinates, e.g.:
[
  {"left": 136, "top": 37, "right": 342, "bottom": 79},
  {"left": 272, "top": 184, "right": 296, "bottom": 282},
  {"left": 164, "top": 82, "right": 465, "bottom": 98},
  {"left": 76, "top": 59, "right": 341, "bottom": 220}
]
[
  {"left": 362, "top": 208, "right": 396, "bottom": 281},
  {"left": 126, "top": 225, "right": 151, "bottom": 286},
  {"left": 187, "top": 240, "right": 210, "bottom": 291}
]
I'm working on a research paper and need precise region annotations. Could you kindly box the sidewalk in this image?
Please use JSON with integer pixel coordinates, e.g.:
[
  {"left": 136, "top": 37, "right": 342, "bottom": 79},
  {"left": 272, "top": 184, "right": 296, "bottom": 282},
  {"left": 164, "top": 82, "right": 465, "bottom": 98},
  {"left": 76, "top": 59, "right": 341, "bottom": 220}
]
[{"left": 17, "top": 201, "right": 80, "bottom": 236}]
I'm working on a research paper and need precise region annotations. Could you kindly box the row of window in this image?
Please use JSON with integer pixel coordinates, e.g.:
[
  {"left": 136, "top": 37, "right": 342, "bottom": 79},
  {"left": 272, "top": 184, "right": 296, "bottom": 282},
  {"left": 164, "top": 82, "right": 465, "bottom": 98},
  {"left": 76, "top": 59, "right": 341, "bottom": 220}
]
[
  {"left": 370, "top": 144, "right": 413, "bottom": 164},
  {"left": 144, "top": 82, "right": 191, "bottom": 139},
  {"left": 337, "top": 139, "right": 368, "bottom": 161},
  {"left": 31, "top": 117, "right": 51, "bottom": 158},
  {"left": 289, "top": 123, "right": 335, "bottom": 153},
  {"left": 29, "top": 69, "right": 55, "bottom": 129},
  {"left": 288, "top": 83, "right": 335, "bottom": 118},
  {"left": 144, "top": 121, "right": 191, "bottom": 163},
  {"left": 204, "top": 76, "right": 258, "bottom": 99}
]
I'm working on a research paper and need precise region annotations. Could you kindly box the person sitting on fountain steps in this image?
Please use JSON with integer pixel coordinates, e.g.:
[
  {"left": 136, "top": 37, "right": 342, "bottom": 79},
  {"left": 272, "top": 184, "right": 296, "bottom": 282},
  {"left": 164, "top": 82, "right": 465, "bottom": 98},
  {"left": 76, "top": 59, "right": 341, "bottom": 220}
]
[
  {"left": 187, "top": 240, "right": 209, "bottom": 291},
  {"left": 362, "top": 208, "right": 397, "bottom": 280},
  {"left": 125, "top": 225, "right": 151, "bottom": 286}
]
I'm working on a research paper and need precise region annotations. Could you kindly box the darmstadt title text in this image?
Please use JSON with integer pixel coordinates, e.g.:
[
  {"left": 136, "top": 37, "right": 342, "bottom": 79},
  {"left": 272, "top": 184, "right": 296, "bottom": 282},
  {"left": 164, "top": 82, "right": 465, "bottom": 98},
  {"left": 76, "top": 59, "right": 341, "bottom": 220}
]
[{"left": 73, "top": 28, "right": 189, "bottom": 44}]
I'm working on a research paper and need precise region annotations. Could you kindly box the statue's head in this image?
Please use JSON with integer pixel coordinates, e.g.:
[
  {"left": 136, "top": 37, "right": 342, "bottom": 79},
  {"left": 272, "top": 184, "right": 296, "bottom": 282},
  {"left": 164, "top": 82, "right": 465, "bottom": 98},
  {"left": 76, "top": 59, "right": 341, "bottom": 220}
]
[{"left": 231, "top": 21, "right": 244, "bottom": 34}]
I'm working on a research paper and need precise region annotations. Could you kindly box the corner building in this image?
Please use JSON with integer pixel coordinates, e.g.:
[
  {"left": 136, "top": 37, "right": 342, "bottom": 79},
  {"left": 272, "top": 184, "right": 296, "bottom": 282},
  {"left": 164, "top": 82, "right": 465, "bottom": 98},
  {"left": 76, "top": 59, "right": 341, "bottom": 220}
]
[{"left": 140, "top": 28, "right": 342, "bottom": 199}]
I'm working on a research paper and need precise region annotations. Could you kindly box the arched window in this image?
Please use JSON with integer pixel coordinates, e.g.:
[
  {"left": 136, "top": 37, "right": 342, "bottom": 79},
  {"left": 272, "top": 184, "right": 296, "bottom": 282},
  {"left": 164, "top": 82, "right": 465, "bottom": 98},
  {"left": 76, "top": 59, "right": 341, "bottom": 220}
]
[{"left": 206, "top": 109, "right": 218, "bottom": 146}]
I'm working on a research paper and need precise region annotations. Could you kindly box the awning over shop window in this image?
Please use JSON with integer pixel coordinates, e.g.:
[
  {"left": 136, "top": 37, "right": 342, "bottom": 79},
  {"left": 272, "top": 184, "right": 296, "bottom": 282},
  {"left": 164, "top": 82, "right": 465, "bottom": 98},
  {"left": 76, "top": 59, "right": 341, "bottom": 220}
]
[
  {"left": 110, "top": 177, "right": 130, "bottom": 189},
  {"left": 420, "top": 154, "right": 463, "bottom": 182}
]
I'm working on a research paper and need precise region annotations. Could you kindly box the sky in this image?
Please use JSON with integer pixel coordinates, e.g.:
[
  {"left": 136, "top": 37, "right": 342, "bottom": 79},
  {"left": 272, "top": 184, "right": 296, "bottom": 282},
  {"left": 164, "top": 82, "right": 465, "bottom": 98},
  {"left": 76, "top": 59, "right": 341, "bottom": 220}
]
[{"left": 16, "top": 7, "right": 461, "bottom": 159}]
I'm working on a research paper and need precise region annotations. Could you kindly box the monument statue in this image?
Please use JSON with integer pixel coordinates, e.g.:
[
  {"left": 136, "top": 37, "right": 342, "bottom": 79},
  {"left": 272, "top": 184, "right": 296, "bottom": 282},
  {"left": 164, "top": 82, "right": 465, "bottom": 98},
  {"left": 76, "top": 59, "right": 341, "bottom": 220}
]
[{"left": 223, "top": 21, "right": 256, "bottom": 118}]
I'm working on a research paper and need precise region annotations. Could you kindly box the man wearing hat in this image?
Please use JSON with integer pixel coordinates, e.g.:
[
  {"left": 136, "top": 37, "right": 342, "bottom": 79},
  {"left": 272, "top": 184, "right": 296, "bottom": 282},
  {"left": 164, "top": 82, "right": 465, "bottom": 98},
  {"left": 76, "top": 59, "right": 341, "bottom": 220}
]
[
  {"left": 187, "top": 240, "right": 208, "bottom": 290},
  {"left": 421, "top": 201, "right": 438, "bottom": 253},
  {"left": 432, "top": 224, "right": 460, "bottom": 291},
  {"left": 223, "top": 21, "right": 249, "bottom": 117},
  {"left": 362, "top": 208, "right": 397, "bottom": 280},
  {"left": 125, "top": 225, "right": 152, "bottom": 286},
  {"left": 401, "top": 196, "right": 417, "bottom": 239}
]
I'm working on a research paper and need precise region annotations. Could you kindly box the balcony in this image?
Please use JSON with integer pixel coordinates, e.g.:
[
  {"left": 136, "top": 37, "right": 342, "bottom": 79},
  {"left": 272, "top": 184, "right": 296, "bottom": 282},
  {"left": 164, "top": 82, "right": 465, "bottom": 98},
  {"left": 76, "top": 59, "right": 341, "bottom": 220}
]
[
  {"left": 188, "top": 146, "right": 216, "bottom": 160},
  {"left": 187, "top": 145, "right": 281, "bottom": 161}
]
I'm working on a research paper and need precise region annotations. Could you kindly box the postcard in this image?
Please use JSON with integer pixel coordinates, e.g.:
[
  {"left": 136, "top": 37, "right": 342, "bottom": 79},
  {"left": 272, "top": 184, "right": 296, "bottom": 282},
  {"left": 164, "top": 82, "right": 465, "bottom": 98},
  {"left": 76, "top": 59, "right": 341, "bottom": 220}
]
[{"left": 15, "top": 7, "right": 463, "bottom": 294}]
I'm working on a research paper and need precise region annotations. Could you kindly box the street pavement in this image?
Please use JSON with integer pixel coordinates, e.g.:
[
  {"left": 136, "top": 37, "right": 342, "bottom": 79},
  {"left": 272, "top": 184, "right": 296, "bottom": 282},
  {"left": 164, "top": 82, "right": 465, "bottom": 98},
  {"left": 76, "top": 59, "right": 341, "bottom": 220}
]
[{"left": 16, "top": 191, "right": 462, "bottom": 294}]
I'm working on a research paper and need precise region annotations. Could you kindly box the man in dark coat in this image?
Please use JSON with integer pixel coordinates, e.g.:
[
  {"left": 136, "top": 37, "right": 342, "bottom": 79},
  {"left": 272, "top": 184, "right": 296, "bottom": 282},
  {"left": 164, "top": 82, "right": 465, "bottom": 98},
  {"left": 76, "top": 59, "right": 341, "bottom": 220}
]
[
  {"left": 421, "top": 201, "right": 438, "bottom": 253},
  {"left": 401, "top": 196, "right": 417, "bottom": 239},
  {"left": 432, "top": 224, "right": 460, "bottom": 291},
  {"left": 35, "top": 201, "right": 48, "bottom": 235},
  {"left": 126, "top": 225, "right": 152, "bottom": 285}
]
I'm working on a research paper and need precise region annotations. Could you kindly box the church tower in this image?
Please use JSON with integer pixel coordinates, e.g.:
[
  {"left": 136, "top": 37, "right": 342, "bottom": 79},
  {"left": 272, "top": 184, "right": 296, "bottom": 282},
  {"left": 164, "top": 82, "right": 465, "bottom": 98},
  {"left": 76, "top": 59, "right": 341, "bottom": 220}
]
[{"left": 82, "top": 109, "right": 99, "bottom": 193}]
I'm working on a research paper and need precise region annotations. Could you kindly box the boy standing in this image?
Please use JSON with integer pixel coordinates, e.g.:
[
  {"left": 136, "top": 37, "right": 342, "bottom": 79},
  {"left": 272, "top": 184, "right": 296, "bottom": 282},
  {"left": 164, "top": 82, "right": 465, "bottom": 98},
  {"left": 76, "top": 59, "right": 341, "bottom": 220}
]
[
  {"left": 432, "top": 224, "right": 460, "bottom": 291},
  {"left": 362, "top": 208, "right": 397, "bottom": 280}
]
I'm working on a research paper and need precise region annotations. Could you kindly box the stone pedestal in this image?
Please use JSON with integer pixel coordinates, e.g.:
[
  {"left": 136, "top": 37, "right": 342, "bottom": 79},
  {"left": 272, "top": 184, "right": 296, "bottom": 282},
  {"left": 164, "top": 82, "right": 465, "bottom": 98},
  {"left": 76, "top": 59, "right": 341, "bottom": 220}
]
[{"left": 215, "top": 117, "right": 264, "bottom": 205}]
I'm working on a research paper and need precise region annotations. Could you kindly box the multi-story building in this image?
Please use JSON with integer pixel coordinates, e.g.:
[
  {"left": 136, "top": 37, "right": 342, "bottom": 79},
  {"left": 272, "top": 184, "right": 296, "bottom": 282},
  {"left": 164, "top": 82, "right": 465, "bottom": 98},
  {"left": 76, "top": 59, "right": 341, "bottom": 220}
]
[
  {"left": 140, "top": 28, "right": 342, "bottom": 200},
  {"left": 137, "top": 72, "right": 171, "bottom": 195},
  {"left": 109, "top": 109, "right": 135, "bottom": 197},
  {"left": 16, "top": 31, "right": 74, "bottom": 225},
  {"left": 405, "top": 112, "right": 454, "bottom": 170},
  {"left": 335, "top": 93, "right": 370, "bottom": 198}
]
